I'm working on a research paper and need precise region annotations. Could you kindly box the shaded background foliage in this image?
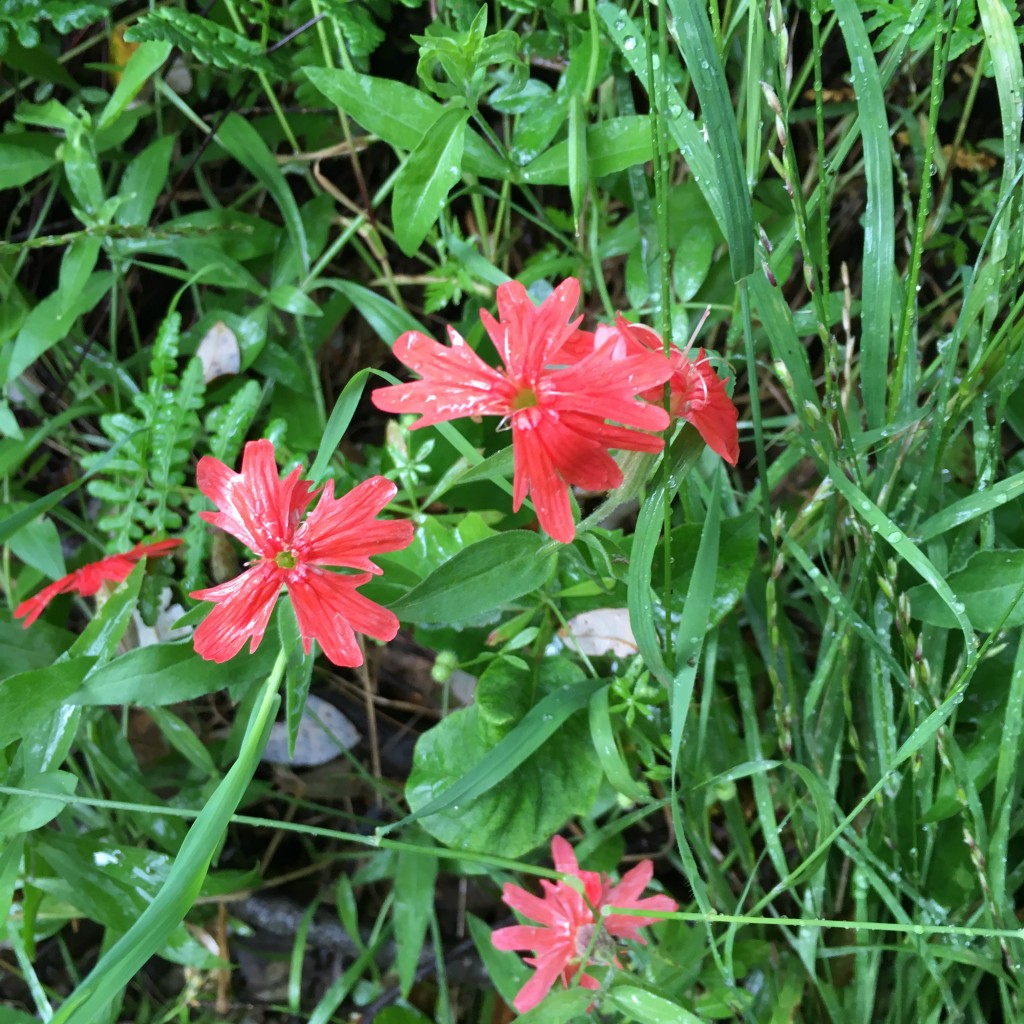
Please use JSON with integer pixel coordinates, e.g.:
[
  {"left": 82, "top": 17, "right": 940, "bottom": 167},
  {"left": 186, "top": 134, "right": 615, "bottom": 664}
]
[{"left": 1, "top": 0, "right": 1024, "bottom": 1021}]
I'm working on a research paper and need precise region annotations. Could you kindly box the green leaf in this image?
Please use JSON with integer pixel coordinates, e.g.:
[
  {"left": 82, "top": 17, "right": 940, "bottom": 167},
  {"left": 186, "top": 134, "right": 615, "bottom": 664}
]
[
  {"left": 665, "top": 0, "right": 753, "bottom": 280},
  {"left": 907, "top": 549, "right": 1024, "bottom": 631},
  {"left": 0, "top": 770, "right": 77, "bottom": 838},
  {"left": 5, "top": 272, "right": 112, "bottom": 383},
  {"left": 7, "top": 512, "right": 65, "bottom": 579},
  {"left": 48, "top": 661, "right": 283, "bottom": 1024},
  {"left": 607, "top": 986, "right": 701, "bottom": 1024},
  {"left": 650, "top": 512, "right": 758, "bottom": 625},
  {"left": 98, "top": 40, "right": 171, "bottom": 130},
  {"left": 830, "top": 463, "right": 975, "bottom": 647},
  {"left": 393, "top": 106, "right": 468, "bottom": 256},
  {"left": 302, "top": 67, "right": 506, "bottom": 180},
  {"left": 567, "top": 93, "right": 586, "bottom": 230},
  {"left": 394, "top": 843, "right": 438, "bottom": 997},
  {"left": 67, "top": 560, "right": 146, "bottom": 662},
  {"left": 0, "top": 657, "right": 95, "bottom": 747},
  {"left": 519, "top": 117, "right": 655, "bottom": 184},
  {"left": 514, "top": 989, "right": 593, "bottom": 1023},
  {"left": 390, "top": 531, "right": 554, "bottom": 623},
  {"left": 69, "top": 641, "right": 276, "bottom": 706},
  {"left": 588, "top": 686, "right": 650, "bottom": 803},
  {"left": 116, "top": 135, "right": 175, "bottom": 226},
  {"left": 0, "top": 617, "right": 72, "bottom": 679},
  {"left": 0, "top": 133, "right": 58, "bottom": 188},
  {"left": 402, "top": 660, "right": 602, "bottom": 855},
  {"left": 321, "top": 279, "right": 425, "bottom": 345},
  {"left": 833, "top": 0, "right": 894, "bottom": 427},
  {"left": 214, "top": 113, "right": 309, "bottom": 273},
  {"left": 277, "top": 598, "right": 315, "bottom": 758},
  {"left": 467, "top": 912, "right": 530, "bottom": 1008}
]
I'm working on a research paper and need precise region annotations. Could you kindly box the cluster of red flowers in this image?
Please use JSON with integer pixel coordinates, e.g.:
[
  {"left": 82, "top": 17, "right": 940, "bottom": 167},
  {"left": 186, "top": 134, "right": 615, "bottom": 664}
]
[
  {"left": 15, "top": 278, "right": 736, "bottom": 669},
  {"left": 13, "top": 279, "right": 691, "bottom": 1013},
  {"left": 372, "top": 277, "right": 739, "bottom": 543},
  {"left": 492, "top": 835, "right": 678, "bottom": 1012}
]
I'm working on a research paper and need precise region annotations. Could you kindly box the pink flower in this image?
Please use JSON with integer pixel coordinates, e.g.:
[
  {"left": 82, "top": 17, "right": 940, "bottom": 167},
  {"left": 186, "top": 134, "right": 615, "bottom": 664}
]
[
  {"left": 15, "top": 539, "right": 182, "bottom": 627},
  {"left": 371, "top": 279, "right": 671, "bottom": 543},
  {"left": 491, "top": 835, "right": 678, "bottom": 1013},
  {"left": 190, "top": 440, "right": 413, "bottom": 667},
  {"left": 567, "top": 316, "right": 740, "bottom": 465}
]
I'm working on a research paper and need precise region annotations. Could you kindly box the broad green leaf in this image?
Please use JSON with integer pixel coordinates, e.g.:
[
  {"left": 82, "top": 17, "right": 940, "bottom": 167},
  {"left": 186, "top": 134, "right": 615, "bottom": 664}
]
[
  {"left": 320, "top": 279, "right": 425, "bottom": 344},
  {"left": 389, "top": 531, "right": 554, "bottom": 623},
  {"left": 519, "top": 117, "right": 655, "bottom": 184},
  {"left": 214, "top": 113, "right": 309, "bottom": 272},
  {"left": 0, "top": 770, "right": 77, "bottom": 837},
  {"left": 650, "top": 511, "right": 758, "bottom": 625},
  {"left": 98, "top": 40, "right": 171, "bottom": 130},
  {"left": 34, "top": 833, "right": 221, "bottom": 968},
  {"left": 302, "top": 67, "right": 506, "bottom": 179},
  {"left": 393, "top": 105, "right": 468, "bottom": 256},
  {"left": 58, "top": 236, "right": 101, "bottom": 311},
  {"left": 0, "top": 617, "right": 72, "bottom": 679},
  {"left": 607, "top": 986, "right": 701, "bottom": 1024},
  {"left": 147, "top": 707, "right": 217, "bottom": 775},
  {"left": 514, "top": 989, "right": 593, "bottom": 1023},
  {"left": 69, "top": 641, "right": 276, "bottom": 706},
  {"left": 403, "top": 660, "right": 602, "bottom": 855},
  {"left": 394, "top": 843, "right": 438, "bottom": 997},
  {"left": 5, "top": 272, "right": 112, "bottom": 383},
  {"left": 0, "top": 657, "right": 95, "bottom": 747},
  {"left": 467, "top": 912, "right": 530, "bottom": 1008},
  {"left": 7, "top": 512, "right": 65, "bottom": 578},
  {"left": 116, "top": 135, "right": 175, "bottom": 225},
  {"left": 907, "top": 549, "right": 1024, "bottom": 631},
  {"left": 0, "top": 133, "right": 58, "bottom": 188}
]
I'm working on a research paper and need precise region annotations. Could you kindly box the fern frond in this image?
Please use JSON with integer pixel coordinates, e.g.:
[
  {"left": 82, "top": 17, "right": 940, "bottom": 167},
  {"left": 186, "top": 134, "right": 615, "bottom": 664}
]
[
  {"left": 183, "top": 379, "right": 262, "bottom": 592},
  {"left": 125, "top": 8, "right": 278, "bottom": 77}
]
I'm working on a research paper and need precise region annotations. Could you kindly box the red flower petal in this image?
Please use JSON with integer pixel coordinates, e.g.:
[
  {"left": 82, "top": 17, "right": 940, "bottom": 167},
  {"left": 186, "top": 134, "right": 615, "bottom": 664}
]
[
  {"left": 287, "top": 567, "right": 399, "bottom": 668},
  {"left": 198, "top": 440, "right": 316, "bottom": 556},
  {"left": 297, "top": 477, "right": 414, "bottom": 572},
  {"left": 371, "top": 330, "right": 510, "bottom": 429},
  {"left": 191, "top": 443, "right": 412, "bottom": 666},
  {"left": 491, "top": 835, "right": 677, "bottom": 1014},
  {"left": 191, "top": 561, "right": 285, "bottom": 662},
  {"left": 511, "top": 947, "right": 574, "bottom": 1013},
  {"left": 15, "top": 539, "right": 181, "bottom": 627}
]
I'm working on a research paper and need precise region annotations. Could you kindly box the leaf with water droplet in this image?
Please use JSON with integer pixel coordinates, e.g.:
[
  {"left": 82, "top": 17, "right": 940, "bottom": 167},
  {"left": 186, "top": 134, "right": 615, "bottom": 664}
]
[{"left": 906, "top": 549, "right": 1024, "bottom": 632}]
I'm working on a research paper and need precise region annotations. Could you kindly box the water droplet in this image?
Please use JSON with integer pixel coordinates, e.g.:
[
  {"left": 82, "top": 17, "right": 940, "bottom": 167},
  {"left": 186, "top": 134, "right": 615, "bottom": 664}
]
[{"left": 623, "top": 36, "right": 637, "bottom": 51}]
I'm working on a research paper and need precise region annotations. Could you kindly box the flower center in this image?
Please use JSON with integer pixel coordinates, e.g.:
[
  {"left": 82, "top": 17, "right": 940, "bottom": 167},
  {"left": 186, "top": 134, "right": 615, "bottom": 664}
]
[
  {"left": 511, "top": 386, "right": 539, "bottom": 411},
  {"left": 274, "top": 550, "right": 298, "bottom": 570},
  {"left": 574, "top": 923, "right": 619, "bottom": 964}
]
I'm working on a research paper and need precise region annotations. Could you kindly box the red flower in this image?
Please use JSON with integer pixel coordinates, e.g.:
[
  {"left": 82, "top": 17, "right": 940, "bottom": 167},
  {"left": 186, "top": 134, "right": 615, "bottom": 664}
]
[
  {"left": 604, "top": 317, "right": 739, "bottom": 464},
  {"left": 190, "top": 440, "right": 413, "bottom": 667},
  {"left": 491, "top": 835, "right": 677, "bottom": 1014},
  {"left": 371, "top": 279, "right": 671, "bottom": 543},
  {"left": 15, "top": 539, "right": 182, "bottom": 627}
]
